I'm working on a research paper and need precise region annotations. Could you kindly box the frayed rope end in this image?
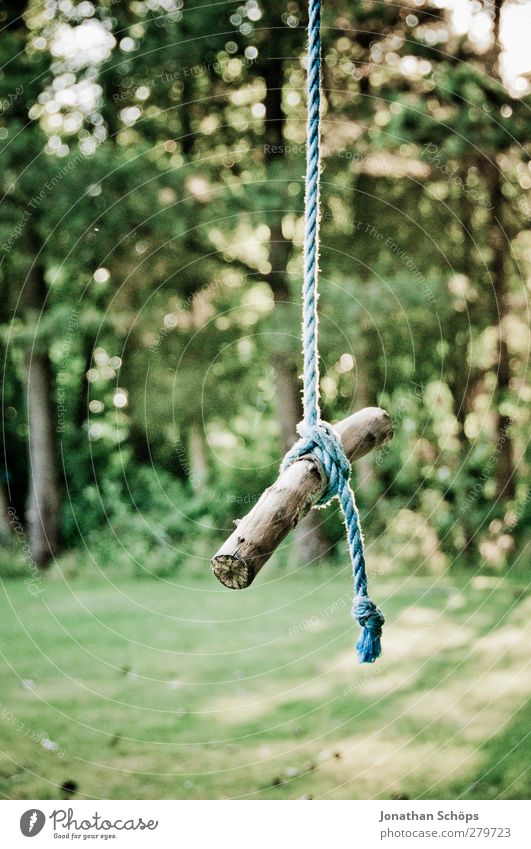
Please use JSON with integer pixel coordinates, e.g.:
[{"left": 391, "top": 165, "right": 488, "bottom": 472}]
[
  {"left": 353, "top": 595, "right": 385, "bottom": 664},
  {"left": 356, "top": 627, "right": 382, "bottom": 664}
]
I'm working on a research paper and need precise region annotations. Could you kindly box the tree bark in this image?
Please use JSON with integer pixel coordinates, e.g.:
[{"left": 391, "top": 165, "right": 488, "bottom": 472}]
[
  {"left": 480, "top": 0, "right": 515, "bottom": 500},
  {"left": 351, "top": 337, "right": 375, "bottom": 488},
  {"left": 484, "top": 161, "right": 515, "bottom": 499},
  {"left": 452, "top": 177, "right": 477, "bottom": 555},
  {"left": 187, "top": 422, "right": 209, "bottom": 493},
  {"left": 25, "top": 349, "right": 60, "bottom": 568},
  {"left": 1, "top": 3, "right": 60, "bottom": 566},
  {"left": 0, "top": 484, "right": 11, "bottom": 540},
  {"left": 23, "top": 257, "right": 60, "bottom": 569}
]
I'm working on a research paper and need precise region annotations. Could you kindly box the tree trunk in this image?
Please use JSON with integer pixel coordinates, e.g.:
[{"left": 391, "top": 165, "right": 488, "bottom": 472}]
[
  {"left": 187, "top": 422, "right": 208, "bottom": 493},
  {"left": 451, "top": 175, "right": 477, "bottom": 557},
  {"left": 350, "top": 177, "right": 377, "bottom": 489},
  {"left": 352, "top": 342, "right": 375, "bottom": 488},
  {"left": 271, "top": 348, "right": 300, "bottom": 454},
  {"left": 25, "top": 349, "right": 60, "bottom": 568},
  {"left": 263, "top": 56, "right": 328, "bottom": 563},
  {"left": 0, "top": 484, "right": 11, "bottom": 541},
  {"left": 480, "top": 0, "right": 514, "bottom": 501},
  {"left": 484, "top": 161, "right": 515, "bottom": 499},
  {"left": 2, "top": 4, "right": 59, "bottom": 566},
  {"left": 267, "top": 228, "right": 329, "bottom": 562},
  {"left": 23, "top": 255, "right": 60, "bottom": 569}
]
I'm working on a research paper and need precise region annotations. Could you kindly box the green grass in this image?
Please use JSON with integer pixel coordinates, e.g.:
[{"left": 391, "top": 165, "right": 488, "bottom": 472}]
[{"left": 0, "top": 563, "right": 529, "bottom": 800}]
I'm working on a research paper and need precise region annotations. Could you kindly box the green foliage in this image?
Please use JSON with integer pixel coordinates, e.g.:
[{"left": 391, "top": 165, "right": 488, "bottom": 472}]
[{"left": 0, "top": 0, "right": 529, "bottom": 577}]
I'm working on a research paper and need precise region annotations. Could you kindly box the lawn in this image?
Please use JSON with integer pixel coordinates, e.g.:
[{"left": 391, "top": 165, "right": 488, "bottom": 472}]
[{"left": 0, "top": 562, "right": 529, "bottom": 800}]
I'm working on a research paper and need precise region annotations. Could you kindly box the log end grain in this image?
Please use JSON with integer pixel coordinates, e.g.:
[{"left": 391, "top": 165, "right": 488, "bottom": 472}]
[{"left": 211, "top": 553, "right": 254, "bottom": 589}]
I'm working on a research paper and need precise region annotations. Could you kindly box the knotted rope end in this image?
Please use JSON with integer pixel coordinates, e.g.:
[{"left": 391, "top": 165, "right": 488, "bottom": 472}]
[{"left": 353, "top": 595, "right": 385, "bottom": 664}]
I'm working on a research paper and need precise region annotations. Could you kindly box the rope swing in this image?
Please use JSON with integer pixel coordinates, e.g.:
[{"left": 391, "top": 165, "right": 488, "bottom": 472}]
[{"left": 281, "top": 0, "right": 385, "bottom": 663}]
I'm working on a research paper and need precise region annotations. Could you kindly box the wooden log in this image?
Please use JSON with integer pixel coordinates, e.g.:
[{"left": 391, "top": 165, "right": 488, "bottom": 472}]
[{"left": 211, "top": 407, "right": 393, "bottom": 589}]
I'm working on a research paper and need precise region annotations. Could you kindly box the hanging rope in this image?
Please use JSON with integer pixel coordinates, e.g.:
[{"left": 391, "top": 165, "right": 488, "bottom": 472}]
[{"left": 281, "top": 0, "right": 384, "bottom": 663}]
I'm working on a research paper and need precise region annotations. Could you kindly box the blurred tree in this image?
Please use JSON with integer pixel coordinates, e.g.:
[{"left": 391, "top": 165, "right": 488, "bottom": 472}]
[{"left": 0, "top": 1, "right": 61, "bottom": 567}]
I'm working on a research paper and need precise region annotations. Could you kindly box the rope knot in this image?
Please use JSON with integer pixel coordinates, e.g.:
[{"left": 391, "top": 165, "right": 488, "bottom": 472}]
[
  {"left": 283, "top": 420, "right": 350, "bottom": 506},
  {"left": 352, "top": 595, "right": 385, "bottom": 663}
]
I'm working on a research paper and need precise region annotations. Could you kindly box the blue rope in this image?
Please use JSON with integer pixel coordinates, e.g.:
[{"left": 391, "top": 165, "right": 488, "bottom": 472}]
[{"left": 281, "top": 0, "right": 384, "bottom": 663}]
